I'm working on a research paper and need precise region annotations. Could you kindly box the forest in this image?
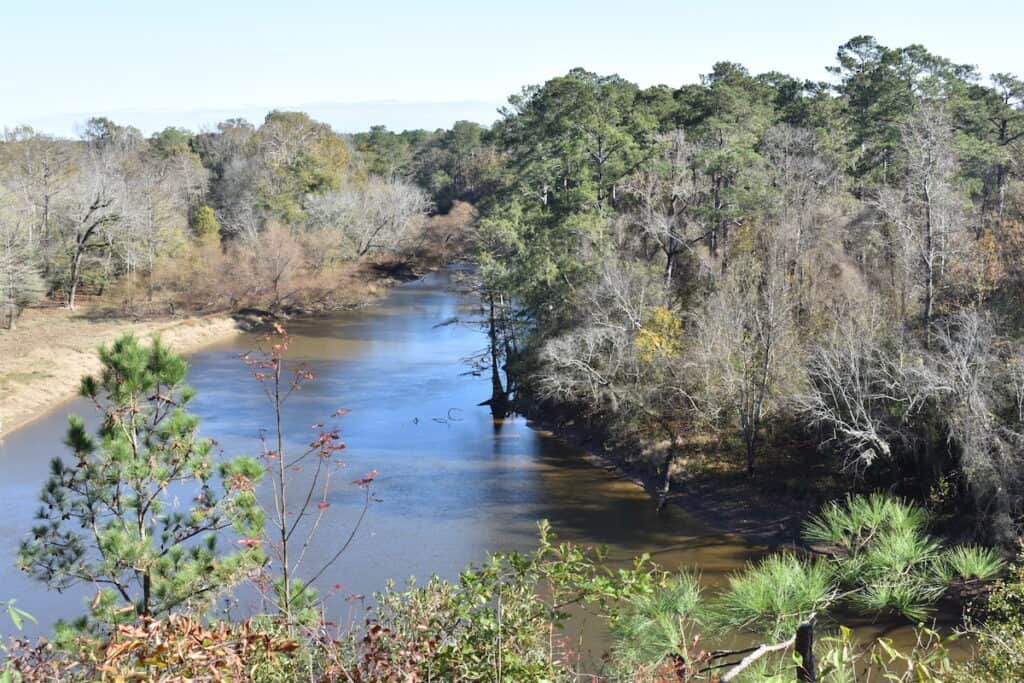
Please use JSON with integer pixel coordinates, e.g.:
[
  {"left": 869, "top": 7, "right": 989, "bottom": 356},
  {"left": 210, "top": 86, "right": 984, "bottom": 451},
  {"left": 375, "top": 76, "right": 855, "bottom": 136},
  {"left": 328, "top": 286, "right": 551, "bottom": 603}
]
[
  {"left": 2, "top": 34, "right": 1024, "bottom": 681},
  {"left": 354, "top": 36, "right": 1024, "bottom": 547}
]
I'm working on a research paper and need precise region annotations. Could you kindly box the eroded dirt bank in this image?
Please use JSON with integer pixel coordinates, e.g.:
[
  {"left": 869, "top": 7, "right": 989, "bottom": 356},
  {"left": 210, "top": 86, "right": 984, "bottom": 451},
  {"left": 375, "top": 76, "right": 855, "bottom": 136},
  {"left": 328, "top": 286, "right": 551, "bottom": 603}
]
[{"left": 0, "top": 310, "right": 243, "bottom": 435}]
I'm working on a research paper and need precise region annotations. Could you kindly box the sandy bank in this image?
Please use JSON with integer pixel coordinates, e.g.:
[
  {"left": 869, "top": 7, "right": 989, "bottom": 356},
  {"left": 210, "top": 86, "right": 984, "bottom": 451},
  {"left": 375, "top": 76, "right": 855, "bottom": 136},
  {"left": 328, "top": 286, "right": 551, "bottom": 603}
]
[{"left": 0, "top": 310, "right": 243, "bottom": 436}]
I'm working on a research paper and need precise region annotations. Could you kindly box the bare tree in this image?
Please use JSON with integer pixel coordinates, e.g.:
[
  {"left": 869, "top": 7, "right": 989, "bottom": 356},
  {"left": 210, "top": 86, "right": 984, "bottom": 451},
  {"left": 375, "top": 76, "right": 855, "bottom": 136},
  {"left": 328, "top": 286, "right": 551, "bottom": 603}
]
[
  {"left": 116, "top": 142, "right": 207, "bottom": 303},
  {"left": 0, "top": 197, "right": 44, "bottom": 329},
  {"left": 232, "top": 222, "right": 305, "bottom": 311},
  {"left": 306, "top": 177, "right": 431, "bottom": 258},
  {"left": 0, "top": 127, "right": 75, "bottom": 281},
  {"left": 877, "top": 103, "right": 967, "bottom": 330},
  {"left": 52, "top": 126, "right": 139, "bottom": 309},
  {"left": 928, "top": 312, "right": 1024, "bottom": 541},
  {"left": 536, "top": 258, "right": 695, "bottom": 497},
  {"left": 798, "top": 308, "right": 1024, "bottom": 539},
  {"left": 691, "top": 235, "right": 800, "bottom": 474},
  {"left": 762, "top": 124, "right": 842, "bottom": 315},
  {"left": 794, "top": 309, "right": 932, "bottom": 472},
  {"left": 619, "top": 131, "right": 703, "bottom": 285},
  {"left": 193, "top": 120, "right": 265, "bottom": 240}
]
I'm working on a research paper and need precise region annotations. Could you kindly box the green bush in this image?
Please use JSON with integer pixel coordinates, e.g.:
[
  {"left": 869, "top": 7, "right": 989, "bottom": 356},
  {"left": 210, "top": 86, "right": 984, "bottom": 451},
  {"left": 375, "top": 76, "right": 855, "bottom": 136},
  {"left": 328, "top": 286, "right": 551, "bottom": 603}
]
[
  {"left": 16, "top": 335, "right": 265, "bottom": 630},
  {"left": 803, "top": 494, "right": 951, "bottom": 620},
  {"left": 803, "top": 493, "right": 928, "bottom": 549},
  {"left": 954, "top": 553, "right": 1024, "bottom": 681}
]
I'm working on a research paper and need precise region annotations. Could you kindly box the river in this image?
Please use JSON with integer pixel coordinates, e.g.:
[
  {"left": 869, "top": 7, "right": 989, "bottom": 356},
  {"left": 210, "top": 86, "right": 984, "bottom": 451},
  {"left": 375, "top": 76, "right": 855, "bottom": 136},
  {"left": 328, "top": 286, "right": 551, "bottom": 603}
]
[
  {"left": 0, "top": 267, "right": 954, "bottom": 666},
  {"left": 0, "top": 268, "right": 753, "bottom": 636}
]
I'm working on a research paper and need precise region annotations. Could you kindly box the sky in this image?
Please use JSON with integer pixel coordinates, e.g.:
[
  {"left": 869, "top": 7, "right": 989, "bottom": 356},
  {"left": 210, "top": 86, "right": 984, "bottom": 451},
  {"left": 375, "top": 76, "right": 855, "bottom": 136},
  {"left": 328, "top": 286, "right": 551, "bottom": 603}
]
[{"left": 1, "top": 0, "right": 1021, "bottom": 136}]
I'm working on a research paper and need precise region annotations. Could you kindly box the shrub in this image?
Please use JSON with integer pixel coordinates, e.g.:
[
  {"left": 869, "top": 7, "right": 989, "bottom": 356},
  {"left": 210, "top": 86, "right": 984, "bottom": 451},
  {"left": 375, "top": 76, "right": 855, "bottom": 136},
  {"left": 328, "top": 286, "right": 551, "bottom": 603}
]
[
  {"left": 16, "top": 335, "right": 265, "bottom": 630},
  {"left": 802, "top": 493, "right": 928, "bottom": 549},
  {"left": 803, "top": 494, "right": 948, "bottom": 620},
  {"left": 335, "top": 520, "right": 665, "bottom": 682}
]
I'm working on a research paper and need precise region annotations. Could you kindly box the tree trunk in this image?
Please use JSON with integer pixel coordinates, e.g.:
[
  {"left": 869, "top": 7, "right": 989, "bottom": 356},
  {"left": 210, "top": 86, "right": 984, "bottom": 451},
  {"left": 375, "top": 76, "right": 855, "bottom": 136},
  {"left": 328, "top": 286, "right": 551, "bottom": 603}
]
[
  {"left": 487, "top": 295, "right": 509, "bottom": 419},
  {"left": 745, "top": 429, "right": 756, "bottom": 476},
  {"left": 68, "top": 249, "right": 83, "bottom": 310},
  {"left": 923, "top": 183, "right": 935, "bottom": 333}
]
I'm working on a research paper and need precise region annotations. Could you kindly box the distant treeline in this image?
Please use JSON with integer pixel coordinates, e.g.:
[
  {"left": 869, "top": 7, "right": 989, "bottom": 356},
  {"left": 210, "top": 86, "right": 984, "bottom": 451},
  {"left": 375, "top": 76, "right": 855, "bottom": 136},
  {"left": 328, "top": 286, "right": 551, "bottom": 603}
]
[{"left": 0, "top": 112, "right": 496, "bottom": 320}]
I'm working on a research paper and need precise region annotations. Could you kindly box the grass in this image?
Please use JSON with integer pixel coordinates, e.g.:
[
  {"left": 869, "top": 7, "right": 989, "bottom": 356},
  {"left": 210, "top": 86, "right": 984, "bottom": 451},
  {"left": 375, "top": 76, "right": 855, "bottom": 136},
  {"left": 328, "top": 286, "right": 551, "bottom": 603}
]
[{"left": 709, "top": 553, "right": 837, "bottom": 639}]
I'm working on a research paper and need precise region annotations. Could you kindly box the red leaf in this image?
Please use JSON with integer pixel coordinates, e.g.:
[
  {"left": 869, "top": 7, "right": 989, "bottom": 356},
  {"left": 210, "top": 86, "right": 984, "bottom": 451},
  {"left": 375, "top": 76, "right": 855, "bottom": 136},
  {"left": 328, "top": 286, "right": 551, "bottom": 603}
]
[{"left": 353, "top": 470, "right": 379, "bottom": 486}]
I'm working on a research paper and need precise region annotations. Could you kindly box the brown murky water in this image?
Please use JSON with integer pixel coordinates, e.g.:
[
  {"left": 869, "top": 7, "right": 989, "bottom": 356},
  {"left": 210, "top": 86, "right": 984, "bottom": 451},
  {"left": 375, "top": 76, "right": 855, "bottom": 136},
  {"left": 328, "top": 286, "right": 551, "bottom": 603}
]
[{"left": 0, "top": 267, "right": 969, "bottom": 666}]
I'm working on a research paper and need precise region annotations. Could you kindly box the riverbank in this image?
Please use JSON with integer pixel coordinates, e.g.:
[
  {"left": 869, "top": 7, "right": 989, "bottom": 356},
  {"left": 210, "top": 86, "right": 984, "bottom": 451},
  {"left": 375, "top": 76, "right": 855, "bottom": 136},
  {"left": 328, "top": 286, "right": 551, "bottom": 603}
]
[
  {"left": 0, "top": 309, "right": 245, "bottom": 436},
  {"left": 521, "top": 402, "right": 838, "bottom": 549},
  {"left": 0, "top": 261, "right": 429, "bottom": 437},
  {"left": 0, "top": 204, "right": 479, "bottom": 438}
]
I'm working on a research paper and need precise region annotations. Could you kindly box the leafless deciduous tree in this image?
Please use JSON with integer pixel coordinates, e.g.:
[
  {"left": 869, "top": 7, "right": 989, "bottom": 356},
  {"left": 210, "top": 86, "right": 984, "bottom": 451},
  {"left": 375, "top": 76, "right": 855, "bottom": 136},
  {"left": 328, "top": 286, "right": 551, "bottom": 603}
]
[
  {"left": 234, "top": 223, "right": 306, "bottom": 311},
  {"left": 0, "top": 127, "right": 75, "bottom": 279},
  {"left": 691, "top": 235, "right": 800, "bottom": 474},
  {"left": 762, "top": 124, "right": 843, "bottom": 314},
  {"left": 928, "top": 312, "right": 1024, "bottom": 541},
  {"left": 798, "top": 307, "right": 1024, "bottom": 540},
  {"left": 536, "top": 258, "right": 695, "bottom": 497},
  {"left": 619, "top": 131, "right": 703, "bottom": 285},
  {"left": 193, "top": 119, "right": 263, "bottom": 240},
  {"left": 40, "top": 121, "right": 150, "bottom": 308},
  {"left": 116, "top": 141, "right": 207, "bottom": 303},
  {"left": 305, "top": 177, "right": 431, "bottom": 258},
  {"left": 0, "top": 196, "right": 44, "bottom": 329},
  {"left": 794, "top": 309, "right": 932, "bottom": 472},
  {"left": 876, "top": 103, "right": 968, "bottom": 330}
]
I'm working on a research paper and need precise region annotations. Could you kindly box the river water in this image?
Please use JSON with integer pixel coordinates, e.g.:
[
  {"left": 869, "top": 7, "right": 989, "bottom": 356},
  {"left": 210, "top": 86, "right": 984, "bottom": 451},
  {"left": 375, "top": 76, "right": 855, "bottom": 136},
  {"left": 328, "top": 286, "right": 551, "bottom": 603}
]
[
  {"left": 0, "top": 267, "right": 950, "bottom": 665},
  {"left": 0, "top": 268, "right": 751, "bottom": 637}
]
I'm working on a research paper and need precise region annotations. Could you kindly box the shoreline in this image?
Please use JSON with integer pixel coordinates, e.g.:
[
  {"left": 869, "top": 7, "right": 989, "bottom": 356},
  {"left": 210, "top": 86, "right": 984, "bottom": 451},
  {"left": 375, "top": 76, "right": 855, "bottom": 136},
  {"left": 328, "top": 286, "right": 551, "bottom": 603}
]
[
  {"left": 0, "top": 312, "right": 245, "bottom": 437},
  {"left": 521, "top": 406, "right": 815, "bottom": 549},
  {"left": 0, "top": 204, "right": 476, "bottom": 440},
  {"left": 0, "top": 264, "right": 438, "bottom": 439}
]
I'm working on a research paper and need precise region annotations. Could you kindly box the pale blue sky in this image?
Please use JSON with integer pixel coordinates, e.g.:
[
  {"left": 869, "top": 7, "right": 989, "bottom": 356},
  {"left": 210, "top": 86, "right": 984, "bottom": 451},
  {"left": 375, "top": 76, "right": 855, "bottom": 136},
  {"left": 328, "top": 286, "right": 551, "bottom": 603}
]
[{"left": 1, "top": 0, "right": 1020, "bottom": 135}]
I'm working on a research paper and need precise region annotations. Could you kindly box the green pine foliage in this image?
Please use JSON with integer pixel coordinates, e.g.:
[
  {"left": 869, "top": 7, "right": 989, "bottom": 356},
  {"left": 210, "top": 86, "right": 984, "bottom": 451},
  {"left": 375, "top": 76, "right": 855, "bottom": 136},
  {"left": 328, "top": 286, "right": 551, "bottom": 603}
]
[
  {"left": 802, "top": 495, "right": 943, "bottom": 620},
  {"left": 190, "top": 204, "right": 222, "bottom": 243},
  {"left": 609, "top": 572, "right": 704, "bottom": 674},
  {"left": 17, "top": 334, "right": 265, "bottom": 630},
  {"left": 802, "top": 494, "right": 929, "bottom": 548},
  {"left": 935, "top": 545, "right": 1006, "bottom": 583},
  {"left": 708, "top": 553, "right": 837, "bottom": 639}
]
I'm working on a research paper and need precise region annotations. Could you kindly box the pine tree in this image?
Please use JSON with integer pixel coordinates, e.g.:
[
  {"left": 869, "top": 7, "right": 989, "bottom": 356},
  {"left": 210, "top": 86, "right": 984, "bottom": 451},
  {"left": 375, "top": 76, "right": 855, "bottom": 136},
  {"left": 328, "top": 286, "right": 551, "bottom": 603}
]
[{"left": 18, "top": 335, "right": 265, "bottom": 629}]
